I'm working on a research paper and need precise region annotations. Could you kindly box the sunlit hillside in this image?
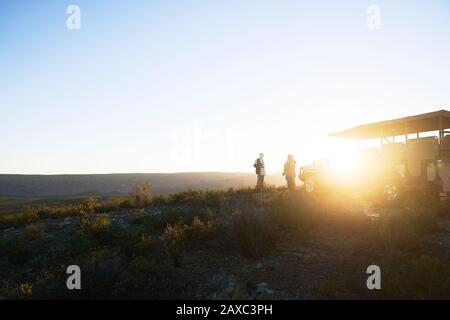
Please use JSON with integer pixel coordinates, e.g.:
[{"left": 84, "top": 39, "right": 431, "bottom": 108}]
[{"left": 1, "top": 184, "right": 449, "bottom": 299}]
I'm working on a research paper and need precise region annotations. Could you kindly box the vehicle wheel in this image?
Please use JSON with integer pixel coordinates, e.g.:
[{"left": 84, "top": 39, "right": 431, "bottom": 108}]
[
  {"left": 376, "top": 169, "right": 404, "bottom": 205},
  {"left": 383, "top": 183, "right": 399, "bottom": 201},
  {"left": 305, "top": 177, "right": 315, "bottom": 193}
]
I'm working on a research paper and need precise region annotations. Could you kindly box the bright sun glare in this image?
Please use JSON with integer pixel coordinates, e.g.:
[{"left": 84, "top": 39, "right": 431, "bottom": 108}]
[{"left": 328, "top": 142, "right": 362, "bottom": 180}]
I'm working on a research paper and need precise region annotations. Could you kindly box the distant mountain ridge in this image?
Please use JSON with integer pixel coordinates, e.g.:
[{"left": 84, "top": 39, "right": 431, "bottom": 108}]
[{"left": 0, "top": 172, "right": 284, "bottom": 197}]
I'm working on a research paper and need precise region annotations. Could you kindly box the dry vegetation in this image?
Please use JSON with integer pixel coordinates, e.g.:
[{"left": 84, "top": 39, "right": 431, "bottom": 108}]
[{"left": 0, "top": 183, "right": 449, "bottom": 299}]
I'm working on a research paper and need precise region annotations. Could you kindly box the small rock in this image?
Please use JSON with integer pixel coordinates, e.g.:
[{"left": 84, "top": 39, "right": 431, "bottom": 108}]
[
  {"left": 224, "top": 277, "right": 236, "bottom": 296},
  {"left": 256, "top": 282, "right": 273, "bottom": 296}
]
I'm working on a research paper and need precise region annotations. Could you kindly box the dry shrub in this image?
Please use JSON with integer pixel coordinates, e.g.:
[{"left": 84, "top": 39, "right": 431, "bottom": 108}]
[
  {"left": 22, "top": 224, "right": 45, "bottom": 240},
  {"left": 187, "top": 216, "right": 209, "bottom": 240},
  {"left": 81, "top": 197, "right": 99, "bottom": 214},
  {"left": 37, "top": 204, "right": 80, "bottom": 218},
  {"left": 187, "top": 211, "right": 221, "bottom": 242},
  {"left": 232, "top": 199, "right": 277, "bottom": 258},
  {"left": 131, "top": 181, "right": 152, "bottom": 207},
  {"left": 269, "top": 192, "right": 313, "bottom": 232},
  {"left": 269, "top": 190, "right": 370, "bottom": 235},
  {"left": 5, "top": 224, "right": 46, "bottom": 265},
  {"left": 374, "top": 204, "right": 440, "bottom": 255},
  {"left": 114, "top": 256, "right": 189, "bottom": 299},
  {"left": 409, "top": 208, "right": 439, "bottom": 234},
  {"left": 376, "top": 209, "right": 420, "bottom": 253},
  {"left": 0, "top": 206, "right": 39, "bottom": 229},
  {"left": 429, "top": 198, "right": 450, "bottom": 216},
  {"left": 81, "top": 214, "right": 112, "bottom": 237},
  {"left": 20, "top": 283, "right": 33, "bottom": 299},
  {"left": 134, "top": 233, "right": 156, "bottom": 256},
  {"left": 381, "top": 255, "right": 450, "bottom": 299},
  {"left": 160, "top": 212, "right": 220, "bottom": 265},
  {"left": 161, "top": 222, "right": 186, "bottom": 266},
  {"left": 312, "top": 191, "right": 371, "bottom": 230},
  {"left": 129, "top": 209, "right": 145, "bottom": 225},
  {"left": 315, "top": 280, "right": 338, "bottom": 299}
]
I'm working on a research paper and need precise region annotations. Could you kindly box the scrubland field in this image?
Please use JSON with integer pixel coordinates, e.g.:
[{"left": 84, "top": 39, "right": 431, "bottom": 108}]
[{"left": 0, "top": 184, "right": 449, "bottom": 299}]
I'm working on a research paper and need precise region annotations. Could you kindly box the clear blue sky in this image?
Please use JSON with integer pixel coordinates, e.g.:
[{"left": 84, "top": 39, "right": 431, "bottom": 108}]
[{"left": 1, "top": 0, "right": 450, "bottom": 174}]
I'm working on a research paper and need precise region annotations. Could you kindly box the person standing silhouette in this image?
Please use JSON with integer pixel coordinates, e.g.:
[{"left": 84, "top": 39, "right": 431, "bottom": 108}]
[
  {"left": 254, "top": 153, "right": 266, "bottom": 190},
  {"left": 283, "top": 154, "right": 296, "bottom": 190}
]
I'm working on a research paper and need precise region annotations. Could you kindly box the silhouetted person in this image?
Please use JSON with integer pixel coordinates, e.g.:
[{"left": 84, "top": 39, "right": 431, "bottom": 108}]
[
  {"left": 283, "top": 154, "right": 296, "bottom": 190},
  {"left": 254, "top": 153, "right": 266, "bottom": 190}
]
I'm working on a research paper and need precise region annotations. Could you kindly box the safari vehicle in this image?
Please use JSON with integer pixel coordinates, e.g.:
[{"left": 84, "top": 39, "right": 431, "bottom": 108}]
[{"left": 299, "top": 110, "right": 450, "bottom": 202}]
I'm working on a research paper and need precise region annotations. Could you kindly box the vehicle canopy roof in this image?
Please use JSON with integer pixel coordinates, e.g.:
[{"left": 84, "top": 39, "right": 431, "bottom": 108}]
[{"left": 329, "top": 109, "right": 450, "bottom": 140}]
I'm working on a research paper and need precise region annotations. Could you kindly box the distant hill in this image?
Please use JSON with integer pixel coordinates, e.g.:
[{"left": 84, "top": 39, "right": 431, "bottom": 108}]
[{"left": 0, "top": 172, "right": 285, "bottom": 197}]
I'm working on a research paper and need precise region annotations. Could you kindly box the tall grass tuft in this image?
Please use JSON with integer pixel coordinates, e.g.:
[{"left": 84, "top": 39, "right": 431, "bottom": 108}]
[
  {"left": 232, "top": 198, "right": 278, "bottom": 258},
  {"left": 376, "top": 209, "right": 420, "bottom": 254}
]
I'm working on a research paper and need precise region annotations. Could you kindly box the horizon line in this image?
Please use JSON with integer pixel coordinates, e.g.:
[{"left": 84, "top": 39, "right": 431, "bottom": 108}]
[{"left": 0, "top": 170, "right": 283, "bottom": 176}]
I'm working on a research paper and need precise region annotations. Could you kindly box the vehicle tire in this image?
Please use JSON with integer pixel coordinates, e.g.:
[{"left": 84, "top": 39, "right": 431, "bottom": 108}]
[
  {"left": 378, "top": 177, "right": 404, "bottom": 206},
  {"left": 375, "top": 169, "right": 404, "bottom": 205},
  {"left": 383, "top": 183, "right": 400, "bottom": 202},
  {"left": 304, "top": 176, "right": 316, "bottom": 193}
]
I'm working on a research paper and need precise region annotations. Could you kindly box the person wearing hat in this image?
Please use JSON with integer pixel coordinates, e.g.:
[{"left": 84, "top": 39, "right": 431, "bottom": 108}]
[
  {"left": 283, "top": 154, "right": 296, "bottom": 190},
  {"left": 254, "top": 153, "right": 266, "bottom": 190}
]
